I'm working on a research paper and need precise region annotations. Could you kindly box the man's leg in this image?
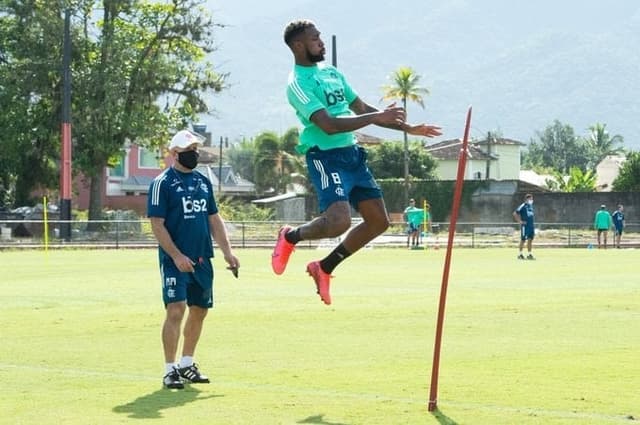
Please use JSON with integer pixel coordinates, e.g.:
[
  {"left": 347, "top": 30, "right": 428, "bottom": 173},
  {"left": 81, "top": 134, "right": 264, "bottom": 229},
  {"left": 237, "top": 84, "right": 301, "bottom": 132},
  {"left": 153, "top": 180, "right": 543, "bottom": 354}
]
[
  {"left": 339, "top": 198, "right": 389, "bottom": 253},
  {"left": 306, "top": 199, "right": 389, "bottom": 305},
  {"left": 616, "top": 231, "right": 622, "bottom": 248},
  {"left": 163, "top": 302, "right": 186, "bottom": 364},
  {"left": 299, "top": 201, "right": 352, "bottom": 240},
  {"left": 517, "top": 237, "right": 525, "bottom": 259},
  {"left": 162, "top": 301, "right": 186, "bottom": 389},
  {"left": 317, "top": 197, "right": 388, "bottom": 275},
  {"left": 272, "top": 201, "right": 352, "bottom": 275},
  {"left": 182, "top": 305, "right": 208, "bottom": 358},
  {"left": 178, "top": 305, "right": 211, "bottom": 383}
]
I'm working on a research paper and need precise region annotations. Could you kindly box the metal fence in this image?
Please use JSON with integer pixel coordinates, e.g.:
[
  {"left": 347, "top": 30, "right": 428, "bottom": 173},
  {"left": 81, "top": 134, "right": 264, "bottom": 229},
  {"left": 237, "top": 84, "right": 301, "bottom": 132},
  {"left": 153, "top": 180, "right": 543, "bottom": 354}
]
[{"left": 1, "top": 219, "right": 638, "bottom": 250}]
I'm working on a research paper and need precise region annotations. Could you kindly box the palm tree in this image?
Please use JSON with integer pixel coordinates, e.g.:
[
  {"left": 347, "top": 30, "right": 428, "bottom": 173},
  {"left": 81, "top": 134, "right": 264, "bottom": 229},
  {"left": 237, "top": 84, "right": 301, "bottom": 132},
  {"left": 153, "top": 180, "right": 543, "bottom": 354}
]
[
  {"left": 586, "top": 123, "right": 624, "bottom": 167},
  {"left": 253, "top": 132, "right": 282, "bottom": 194},
  {"left": 382, "top": 66, "right": 430, "bottom": 202},
  {"left": 252, "top": 129, "right": 305, "bottom": 194},
  {"left": 546, "top": 167, "right": 597, "bottom": 192}
]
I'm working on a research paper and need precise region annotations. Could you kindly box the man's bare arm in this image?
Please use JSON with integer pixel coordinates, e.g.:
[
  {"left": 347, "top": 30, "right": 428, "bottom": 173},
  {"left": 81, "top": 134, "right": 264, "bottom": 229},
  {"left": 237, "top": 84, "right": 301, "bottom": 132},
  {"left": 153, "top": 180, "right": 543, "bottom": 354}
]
[
  {"left": 350, "top": 97, "right": 442, "bottom": 137},
  {"left": 309, "top": 100, "right": 406, "bottom": 135}
]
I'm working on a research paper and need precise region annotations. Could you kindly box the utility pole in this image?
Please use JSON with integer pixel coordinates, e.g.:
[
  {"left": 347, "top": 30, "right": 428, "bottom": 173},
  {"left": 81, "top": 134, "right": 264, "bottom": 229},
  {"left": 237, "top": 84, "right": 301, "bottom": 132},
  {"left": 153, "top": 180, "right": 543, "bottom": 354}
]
[
  {"left": 403, "top": 97, "right": 409, "bottom": 202},
  {"left": 218, "top": 136, "right": 228, "bottom": 194},
  {"left": 332, "top": 35, "right": 337, "bottom": 67},
  {"left": 485, "top": 131, "right": 493, "bottom": 180},
  {"left": 60, "top": 9, "right": 72, "bottom": 241}
]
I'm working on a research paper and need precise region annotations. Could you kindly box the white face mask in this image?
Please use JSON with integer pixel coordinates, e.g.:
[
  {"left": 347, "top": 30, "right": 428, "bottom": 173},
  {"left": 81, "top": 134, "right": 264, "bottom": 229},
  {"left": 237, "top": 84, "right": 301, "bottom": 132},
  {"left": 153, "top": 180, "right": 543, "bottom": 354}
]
[{"left": 527, "top": 200, "right": 533, "bottom": 205}]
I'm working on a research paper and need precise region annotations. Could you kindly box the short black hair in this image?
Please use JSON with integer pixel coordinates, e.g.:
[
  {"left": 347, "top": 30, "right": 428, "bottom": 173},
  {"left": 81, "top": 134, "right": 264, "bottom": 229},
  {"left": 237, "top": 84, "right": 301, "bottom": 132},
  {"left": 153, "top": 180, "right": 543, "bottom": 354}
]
[{"left": 283, "top": 19, "right": 315, "bottom": 45}]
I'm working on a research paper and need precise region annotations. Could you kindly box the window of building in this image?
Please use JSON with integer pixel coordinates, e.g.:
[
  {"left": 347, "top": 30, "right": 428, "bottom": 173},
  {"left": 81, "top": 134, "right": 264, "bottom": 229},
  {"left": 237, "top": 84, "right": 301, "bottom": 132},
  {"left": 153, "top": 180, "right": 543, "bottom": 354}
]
[
  {"left": 108, "top": 153, "right": 126, "bottom": 178},
  {"left": 139, "top": 147, "right": 160, "bottom": 169}
]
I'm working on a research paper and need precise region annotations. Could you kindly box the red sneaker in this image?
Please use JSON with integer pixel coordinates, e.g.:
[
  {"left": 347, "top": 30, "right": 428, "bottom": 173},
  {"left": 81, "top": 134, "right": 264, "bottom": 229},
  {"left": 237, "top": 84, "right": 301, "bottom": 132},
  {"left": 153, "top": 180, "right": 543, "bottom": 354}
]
[
  {"left": 271, "top": 226, "right": 295, "bottom": 275},
  {"left": 306, "top": 261, "right": 332, "bottom": 305}
]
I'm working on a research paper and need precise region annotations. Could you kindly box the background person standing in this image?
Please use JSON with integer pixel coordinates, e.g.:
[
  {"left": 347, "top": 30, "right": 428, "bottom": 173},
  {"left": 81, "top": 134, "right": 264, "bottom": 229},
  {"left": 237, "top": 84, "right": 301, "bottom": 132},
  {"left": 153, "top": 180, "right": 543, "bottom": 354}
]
[
  {"left": 513, "top": 193, "right": 535, "bottom": 260},
  {"left": 594, "top": 204, "right": 613, "bottom": 249},
  {"left": 404, "top": 199, "right": 421, "bottom": 248},
  {"left": 612, "top": 204, "right": 625, "bottom": 248}
]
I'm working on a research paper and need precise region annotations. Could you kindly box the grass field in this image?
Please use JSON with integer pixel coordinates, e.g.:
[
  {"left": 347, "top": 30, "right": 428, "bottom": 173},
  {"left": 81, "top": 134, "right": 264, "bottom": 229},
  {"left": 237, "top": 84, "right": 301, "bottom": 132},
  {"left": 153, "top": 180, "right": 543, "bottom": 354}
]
[{"left": 0, "top": 247, "right": 638, "bottom": 425}]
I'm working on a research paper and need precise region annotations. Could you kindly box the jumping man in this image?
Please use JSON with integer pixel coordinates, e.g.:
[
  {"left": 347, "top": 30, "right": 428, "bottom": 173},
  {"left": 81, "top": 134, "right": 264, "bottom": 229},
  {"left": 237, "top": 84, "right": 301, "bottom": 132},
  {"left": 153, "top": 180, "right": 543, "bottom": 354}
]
[{"left": 272, "top": 19, "right": 442, "bottom": 305}]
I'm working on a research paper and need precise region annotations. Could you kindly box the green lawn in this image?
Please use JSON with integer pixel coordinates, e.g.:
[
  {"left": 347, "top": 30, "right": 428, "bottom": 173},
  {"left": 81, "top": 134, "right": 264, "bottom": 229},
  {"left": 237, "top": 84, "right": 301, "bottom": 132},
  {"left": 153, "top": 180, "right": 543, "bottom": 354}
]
[{"left": 0, "top": 247, "right": 638, "bottom": 424}]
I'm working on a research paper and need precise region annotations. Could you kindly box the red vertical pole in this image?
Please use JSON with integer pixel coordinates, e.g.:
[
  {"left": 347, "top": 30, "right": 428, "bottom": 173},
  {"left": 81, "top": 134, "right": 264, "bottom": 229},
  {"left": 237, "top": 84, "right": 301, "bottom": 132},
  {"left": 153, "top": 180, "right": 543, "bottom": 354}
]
[
  {"left": 428, "top": 106, "right": 472, "bottom": 412},
  {"left": 61, "top": 123, "right": 72, "bottom": 199}
]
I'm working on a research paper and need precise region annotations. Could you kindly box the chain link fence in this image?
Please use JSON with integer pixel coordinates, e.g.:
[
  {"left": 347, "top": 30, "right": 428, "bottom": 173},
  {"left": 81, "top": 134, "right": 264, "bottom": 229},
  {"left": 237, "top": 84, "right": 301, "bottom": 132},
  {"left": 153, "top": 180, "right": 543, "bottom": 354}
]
[{"left": 1, "top": 219, "right": 638, "bottom": 250}]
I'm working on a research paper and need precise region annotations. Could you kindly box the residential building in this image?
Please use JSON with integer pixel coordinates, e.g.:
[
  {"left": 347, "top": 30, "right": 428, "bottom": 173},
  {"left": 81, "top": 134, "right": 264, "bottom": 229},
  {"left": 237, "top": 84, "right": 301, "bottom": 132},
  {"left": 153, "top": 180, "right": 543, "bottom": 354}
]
[
  {"left": 75, "top": 143, "right": 255, "bottom": 215},
  {"left": 425, "top": 137, "right": 524, "bottom": 180}
]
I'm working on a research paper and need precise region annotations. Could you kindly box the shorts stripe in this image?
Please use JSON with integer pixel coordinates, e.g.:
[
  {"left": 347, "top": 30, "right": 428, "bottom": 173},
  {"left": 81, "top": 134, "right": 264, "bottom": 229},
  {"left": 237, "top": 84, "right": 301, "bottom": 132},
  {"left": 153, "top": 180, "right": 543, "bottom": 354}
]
[{"left": 313, "top": 159, "right": 329, "bottom": 190}]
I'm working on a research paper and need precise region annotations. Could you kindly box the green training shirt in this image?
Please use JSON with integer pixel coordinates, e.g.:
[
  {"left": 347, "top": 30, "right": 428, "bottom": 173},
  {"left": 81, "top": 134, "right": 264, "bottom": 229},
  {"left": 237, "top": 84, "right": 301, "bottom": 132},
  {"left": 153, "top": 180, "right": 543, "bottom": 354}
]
[
  {"left": 405, "top": 207, "right": 426, "bottom": 227},
  {"left": 594, "top": 210, "right": 612, "bottom": 230},
  {"left": 286, "top": 63, "right": 358, "bottom": 154}
]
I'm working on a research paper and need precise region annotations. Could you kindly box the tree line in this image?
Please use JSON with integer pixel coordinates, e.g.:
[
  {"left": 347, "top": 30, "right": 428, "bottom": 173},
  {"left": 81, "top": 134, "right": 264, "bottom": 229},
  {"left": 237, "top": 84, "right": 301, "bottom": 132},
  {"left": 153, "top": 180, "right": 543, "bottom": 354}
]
[
  {"left": 522, "top": 120, "right": 639, "bottom": 191},
  {"left": 0, "top": 0, "right": 225, "bottom": 220},
  {"left": 2, "top": 1, "right": 638, "bottom": 222}
]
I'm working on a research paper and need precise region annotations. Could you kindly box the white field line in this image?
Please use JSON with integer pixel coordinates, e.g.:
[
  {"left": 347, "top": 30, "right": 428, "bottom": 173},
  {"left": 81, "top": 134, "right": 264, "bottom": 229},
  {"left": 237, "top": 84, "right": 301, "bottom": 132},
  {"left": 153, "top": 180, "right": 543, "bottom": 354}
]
[{"left": 0, "top": 363, "right": 635, "bottom": 423}]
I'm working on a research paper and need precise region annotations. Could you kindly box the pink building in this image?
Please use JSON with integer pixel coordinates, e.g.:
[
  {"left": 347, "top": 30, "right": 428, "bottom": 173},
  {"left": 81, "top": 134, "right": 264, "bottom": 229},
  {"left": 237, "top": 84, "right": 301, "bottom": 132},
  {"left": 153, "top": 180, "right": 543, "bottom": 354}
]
[
  {"left": 75, "top": 144, "right": 168, "bottom": 215},
  {"left": 75, "top": 143, "right": 255, "bottom": 215}
]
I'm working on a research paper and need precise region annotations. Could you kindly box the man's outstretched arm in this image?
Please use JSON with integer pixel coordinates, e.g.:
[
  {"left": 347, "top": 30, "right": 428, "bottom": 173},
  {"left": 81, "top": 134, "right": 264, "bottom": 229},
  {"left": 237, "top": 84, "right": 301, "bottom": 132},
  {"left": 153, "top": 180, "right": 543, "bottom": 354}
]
[
  {"left": 309, "top": 100, "right": 406, "bottom": 135},
  {"left": 349, "top": 97, "right": 442, "bottom": 137}
]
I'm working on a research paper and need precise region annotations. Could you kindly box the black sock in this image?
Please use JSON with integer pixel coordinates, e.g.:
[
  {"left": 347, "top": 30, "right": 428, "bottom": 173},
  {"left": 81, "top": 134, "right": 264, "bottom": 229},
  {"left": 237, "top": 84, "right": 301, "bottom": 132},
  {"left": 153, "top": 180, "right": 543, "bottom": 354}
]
[
  {"left": 320, "top": 243, "right": 351, "bottom": 274},
  {"left": 284, "top": 228, "right": 301, "bottom": 244}
]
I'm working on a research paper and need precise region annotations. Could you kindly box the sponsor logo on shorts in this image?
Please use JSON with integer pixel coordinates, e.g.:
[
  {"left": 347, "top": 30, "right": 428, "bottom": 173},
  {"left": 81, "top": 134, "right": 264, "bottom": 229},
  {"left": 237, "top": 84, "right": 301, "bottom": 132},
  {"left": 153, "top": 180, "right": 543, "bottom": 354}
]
[{"left": 164, "top": 277, "right": 176, "bottom": 288}]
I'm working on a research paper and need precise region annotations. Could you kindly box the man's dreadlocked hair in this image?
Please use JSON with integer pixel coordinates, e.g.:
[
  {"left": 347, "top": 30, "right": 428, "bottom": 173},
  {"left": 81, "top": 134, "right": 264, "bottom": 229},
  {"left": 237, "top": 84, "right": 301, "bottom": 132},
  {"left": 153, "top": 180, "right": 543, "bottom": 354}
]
[{"left": 283, "top": 19, "right": 315, "bottom": 46}]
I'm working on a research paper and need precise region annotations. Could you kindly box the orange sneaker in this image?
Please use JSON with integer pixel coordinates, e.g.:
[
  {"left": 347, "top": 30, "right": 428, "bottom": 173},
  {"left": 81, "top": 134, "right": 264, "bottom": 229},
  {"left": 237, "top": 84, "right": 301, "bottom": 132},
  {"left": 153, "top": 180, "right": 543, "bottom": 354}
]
[
  {"left": 271, "top": 226, "right": 295, "bottom": 275},
  {"left": 306, "top": 261, "right": 332, "bottom": 305}
]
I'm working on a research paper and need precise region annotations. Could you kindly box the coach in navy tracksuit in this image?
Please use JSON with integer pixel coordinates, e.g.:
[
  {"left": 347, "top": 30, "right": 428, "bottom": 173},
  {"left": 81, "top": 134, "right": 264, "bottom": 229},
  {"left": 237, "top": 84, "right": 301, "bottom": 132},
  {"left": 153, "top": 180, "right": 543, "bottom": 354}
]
[{"left": 148, "top": 130, "right": 239, "bottom": 389}]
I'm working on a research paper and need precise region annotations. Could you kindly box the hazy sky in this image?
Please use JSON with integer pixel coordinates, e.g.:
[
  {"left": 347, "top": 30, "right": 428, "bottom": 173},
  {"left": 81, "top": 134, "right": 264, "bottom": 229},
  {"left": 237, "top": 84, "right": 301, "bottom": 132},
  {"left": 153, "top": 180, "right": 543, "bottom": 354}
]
[{"left": 201, "top": 0, "right": 640, "bottom": 148}]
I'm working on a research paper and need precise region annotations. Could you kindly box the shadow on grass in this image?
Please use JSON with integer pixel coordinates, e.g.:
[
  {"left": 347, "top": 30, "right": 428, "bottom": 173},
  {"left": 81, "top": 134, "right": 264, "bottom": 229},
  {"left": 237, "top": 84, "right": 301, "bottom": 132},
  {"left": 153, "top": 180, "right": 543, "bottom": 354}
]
[
  {"left": 297, "top": 414, "right": 350, "bottom": 425},
  {"left": 431, "top": 407, "right": 459, "bottom": 425},
  {"left": 113, "top": 386, "right": 223, "bottom": 419}
]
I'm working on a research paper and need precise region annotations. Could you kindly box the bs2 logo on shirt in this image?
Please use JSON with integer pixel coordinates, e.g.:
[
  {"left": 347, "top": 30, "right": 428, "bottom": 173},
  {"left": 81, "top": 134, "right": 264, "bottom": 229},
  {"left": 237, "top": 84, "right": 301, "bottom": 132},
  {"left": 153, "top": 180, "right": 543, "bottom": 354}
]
[
  {"left": 182, "top": 197, "right": 207, "bottom": 215},
  {"left": 324, "top": 88, "right": 345, "bottom": 106}
]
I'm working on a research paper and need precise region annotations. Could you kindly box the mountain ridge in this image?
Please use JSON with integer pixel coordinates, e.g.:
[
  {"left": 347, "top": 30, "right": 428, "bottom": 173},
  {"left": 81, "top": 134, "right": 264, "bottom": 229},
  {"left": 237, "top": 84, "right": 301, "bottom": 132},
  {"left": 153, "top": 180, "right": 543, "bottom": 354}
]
[{"left": 202, "top": 0, "right": 640, "bottom": 149}]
